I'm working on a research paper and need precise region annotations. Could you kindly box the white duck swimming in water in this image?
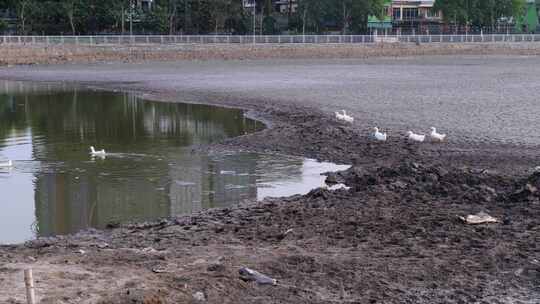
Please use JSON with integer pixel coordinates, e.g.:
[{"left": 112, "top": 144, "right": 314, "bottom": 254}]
[
  {"left": 373, "top": 127, "right": 387, "bottom": 142},
  {"left": 407, "top": 131, "right": 425, "bottom": 143},
  {"left": 429, "top": 127, "right": 446, "bottom": 142},
  {"left": 0, "top": 160, "right": 13, "bottom": 168},
  {"left": 90, "top": 146, "right": 106, "bottom": 157}
]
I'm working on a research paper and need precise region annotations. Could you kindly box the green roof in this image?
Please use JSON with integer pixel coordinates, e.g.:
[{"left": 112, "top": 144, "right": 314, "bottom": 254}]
[
  {"left": 368, "top": 15, "right": 392, "bottom": 29},
  {"left": 368, "top": 15, "right": 392, "bottom": 23}
]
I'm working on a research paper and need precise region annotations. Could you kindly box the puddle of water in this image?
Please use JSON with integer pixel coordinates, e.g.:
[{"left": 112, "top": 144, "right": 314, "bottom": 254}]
[{"left": 0, "top": 81, "right": 349, "bottom": 244}]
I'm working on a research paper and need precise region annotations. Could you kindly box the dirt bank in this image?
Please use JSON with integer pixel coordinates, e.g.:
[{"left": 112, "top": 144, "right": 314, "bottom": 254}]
[
  {"left": 1, "top": 42, "right": 540, "bottom": 65},
  {"left": 0, "top": 56, "right": 540, "bottom": 303},
  {"left": 1, "top": 160, "right": 539, "bottom": 303}
]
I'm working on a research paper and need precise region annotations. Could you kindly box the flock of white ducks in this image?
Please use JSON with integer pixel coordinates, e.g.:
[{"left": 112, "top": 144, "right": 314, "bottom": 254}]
[
  {"left": 336, "top": 110, "right": 447, "bottom": 143},
  {"left": 335, "top": 110, "right": 354, "bottom": 123}
]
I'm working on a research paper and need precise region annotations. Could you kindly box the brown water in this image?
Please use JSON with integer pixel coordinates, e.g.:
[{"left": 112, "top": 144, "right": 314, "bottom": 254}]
[{"left": 0, "top": 81, "right": 349, "bottom": 244}]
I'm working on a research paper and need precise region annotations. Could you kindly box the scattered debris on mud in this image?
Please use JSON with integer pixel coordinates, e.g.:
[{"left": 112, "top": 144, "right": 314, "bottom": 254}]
[
  {"left": 1, "top": 160, "right": 539, "bottom": 303},
  {"left": 1, "top": 57, "right": 540, "bottom": 302}
]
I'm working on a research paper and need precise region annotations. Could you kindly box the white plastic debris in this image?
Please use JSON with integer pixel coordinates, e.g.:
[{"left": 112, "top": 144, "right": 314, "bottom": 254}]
[
  {"left": 193, "top": 291, "right": 206, "bottom": 302},
  {"left": 323, "top": 183, "right": 351, "bottom": 191},
  {"left": 239, "top": 267, "right": 277, "bottom": 285},
  {"left": 283, "top": 228, "right": 294, "bottom": 236},
  {"left": 459, "top": 212, "right": 499, "bottom": 225},
  {"left": 96, "top": 242, "right": 109, "bottom": 249},
  {"left": 141, "top": 247, "right": 158, "bottom": 254},
  {"left": 151, "top": 267, "right": 168, "bottom": 274},
  {"left": 220, "top": 170, "right": 236, "bottom": 175}
]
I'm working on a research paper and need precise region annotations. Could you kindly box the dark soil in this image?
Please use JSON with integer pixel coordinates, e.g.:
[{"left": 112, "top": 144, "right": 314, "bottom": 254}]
[{"left": 1, "top": 56, "right": 540, "bottom": 303}]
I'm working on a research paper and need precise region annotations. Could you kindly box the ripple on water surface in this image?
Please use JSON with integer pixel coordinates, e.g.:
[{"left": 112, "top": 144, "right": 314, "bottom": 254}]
[{"left": 0, "top": 81, "right": 349, "bottom": 244}]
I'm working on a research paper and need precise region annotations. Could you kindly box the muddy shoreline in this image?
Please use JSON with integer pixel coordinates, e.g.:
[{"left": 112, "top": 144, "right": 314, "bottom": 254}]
[{"left": 1, "top": 56, "right": 540, "bottom": 303}]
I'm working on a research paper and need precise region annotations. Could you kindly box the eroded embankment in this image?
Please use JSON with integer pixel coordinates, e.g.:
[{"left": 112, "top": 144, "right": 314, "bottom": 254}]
[
  {"left": 0, "top": 161, "right": 539, "bottom": 303},
  {"left": 2, "top": 42, "right": 540, "bottom": 65}
]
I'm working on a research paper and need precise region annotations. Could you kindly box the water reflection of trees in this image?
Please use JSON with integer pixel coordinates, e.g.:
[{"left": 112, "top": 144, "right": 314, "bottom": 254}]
[
  {"left": 0, "top": 82, "right": 264, "bottom": 155},
  {"left": 0, "top": 95, "right": 29, "bottom": 147},
  {"left": 0, "top": 81, "right": 269, "bottom": 238}
]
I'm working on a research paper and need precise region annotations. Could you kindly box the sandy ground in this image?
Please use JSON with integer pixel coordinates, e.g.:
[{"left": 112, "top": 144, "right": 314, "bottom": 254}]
[{"left": 0, "top": 54, "right": 539, "bottom": 303}]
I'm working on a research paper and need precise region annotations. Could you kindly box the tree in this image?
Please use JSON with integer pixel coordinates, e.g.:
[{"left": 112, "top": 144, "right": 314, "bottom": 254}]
[
  {"left": 141, "top": 3, "right": 169, "bottom": 33},
  {"left": 140, "top": 0, "right": 181, "bottom": 34},
  {"left": 12, "top": 0, "right": 34, "bottom": 34},
  {"left": 434, "top": 0, "right": 526, "bottom": 31},
  {"left": 0, "top": 19, "right": 6, "bottom": 33},
  {"left": 167, "top": 0, "right": 180, "bottom": 34},
  {"left": 86, "top": 0, "right": 120, "bottom": 34},
  {"left": 336, "top": 0, "right": 353, "bottom": 34},
  {"left": 109, "top": 0, "right": 128, "bottom": 34},
  {"left": 208, "top": 0, "right": 229, "bottom": 33},
  {"left": 0, "top": 0, "right": 489, "bottom": 35},
  {"left": 187, "top": 0, "right": 213, "bottom": 34},
  {"left": 61, "top": 0, "right": 87, "bottom": 34},
  {"left": 294, "top": 0, "right": 384, "bottom": 34},
  {"left": 296, "top": 0, "right": 331, "bottom": 34},
  {"left": 224, "top": 0, "right": 248, "bottom": 34},
  {"left": 331, "top": 0, "right": 381, "bottom": 34}
]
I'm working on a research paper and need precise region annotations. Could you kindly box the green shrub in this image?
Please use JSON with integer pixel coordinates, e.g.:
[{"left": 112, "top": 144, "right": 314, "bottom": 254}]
[{"left": 0, "top": 19, "right": 7, "bottom": 33}]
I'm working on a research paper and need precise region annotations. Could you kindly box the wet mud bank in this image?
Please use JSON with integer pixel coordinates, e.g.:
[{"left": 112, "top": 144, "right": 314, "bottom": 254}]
[
  {"left": 1, "top": 161, "right": 539, "bottom": 303},
  {"left": 1, "top": 57, "right": 540, "bottom": 303}
]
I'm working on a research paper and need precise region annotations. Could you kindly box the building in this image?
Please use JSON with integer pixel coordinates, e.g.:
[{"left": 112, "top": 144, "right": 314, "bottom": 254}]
[
  {"left": 243, "top": 0, "right": 298, "bottom": 13},
  {"left": 136, "top": 0, "right": 154, "bottom": 12},
  {"left": 369, "top": 0, "right": 443, "bottom": 35},
  {"left": 368, "top": 0, "right": 393, "bottom": 35},
  {"left": 243, "top": 0, "right": 256, "bottom": 9},
  {"left": 390, "top": 0, "right": 442, "bottom": 34},
  {"left": 274, "top": 0, "right": 298, "bottom": 14}
]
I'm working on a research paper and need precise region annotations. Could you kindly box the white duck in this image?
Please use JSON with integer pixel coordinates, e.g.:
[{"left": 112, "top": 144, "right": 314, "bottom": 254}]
[
  {"left": 407, "top": 131, "right": 425, "bottom": 143},
  {"left": 90, "top": 146, "right": 106, "bottom": 157},
  {"left": 335, "top": 110, "right": 354, "bottom": 123},
  {"left": 341, "top": 110, "right": 354, "bottom": 123},
  {"left": 373, "top": 127, "right": 387, "bottom": 141},
  {"left": 0, "top": 160, "right": 13, "bottom": 168},
  {"left": 429, "top": 127, "right": 446, "bottom": 142}
]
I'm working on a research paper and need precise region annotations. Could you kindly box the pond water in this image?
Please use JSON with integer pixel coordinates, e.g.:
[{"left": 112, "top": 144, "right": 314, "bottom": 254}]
[{"left": 0, "top": 81, "right": 349, "bottom": 244}]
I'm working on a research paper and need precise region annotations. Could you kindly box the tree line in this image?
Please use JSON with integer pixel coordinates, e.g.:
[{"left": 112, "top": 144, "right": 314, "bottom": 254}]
[
  {"left": 434, "top": 0, "right": 527, "bottom": 31},
  {"left": 0, "top": 0, "right": 386, "bottom": 35},
  {"left": 0, "top": 0, "right": 530, "bottom": 35}
]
